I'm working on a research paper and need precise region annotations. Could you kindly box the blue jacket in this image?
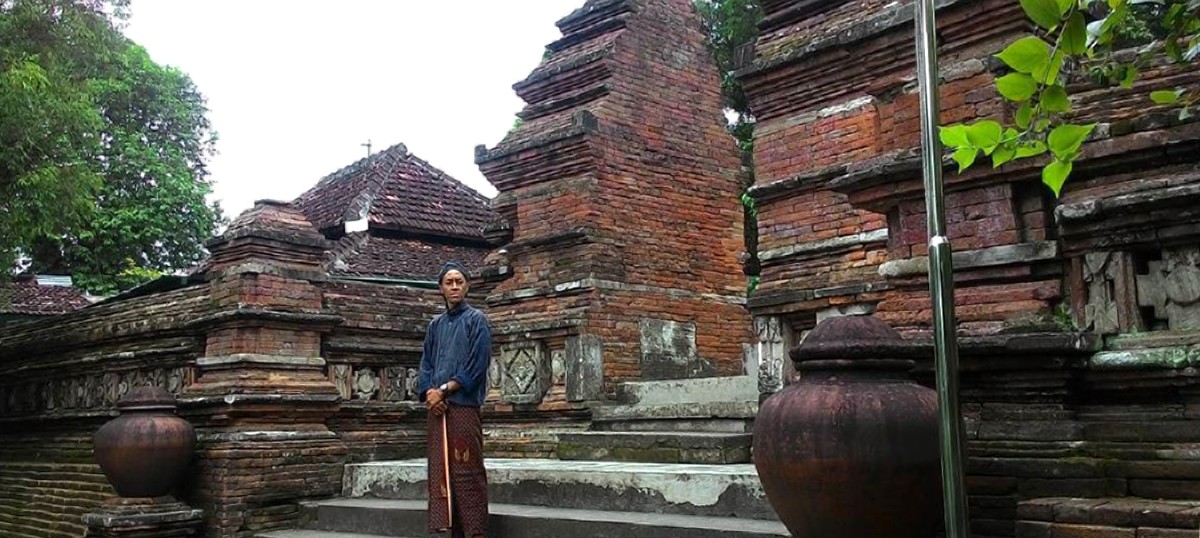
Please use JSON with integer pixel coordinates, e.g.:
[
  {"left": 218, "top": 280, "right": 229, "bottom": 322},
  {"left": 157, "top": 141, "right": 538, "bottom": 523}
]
[{"left": 417, "top": 302, "right": 491, "bottom": 407}]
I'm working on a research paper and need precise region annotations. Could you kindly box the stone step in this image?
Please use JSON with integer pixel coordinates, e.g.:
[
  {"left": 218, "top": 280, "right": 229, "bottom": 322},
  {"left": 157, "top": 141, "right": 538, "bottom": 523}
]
[
  {"left": 1017, "top": 496, "right": 1200, "bottom": 535},
  {"left": 590, "top": 400, "right": 758, "bottom": 433},
  {"left": 300, "top": 499, "right": 789, "bottom": 538},
  {"left": 556, "top": 431, "right": 752, "bottom": 464},
  {"left": 615, "top": 375, "right": 758, "bottom": 405},
  {"left": 257, "top": 531, "right": 399, "bottom": 538},
  {"left": 343, "top": 458, "right": 776, "bottom": 520}
]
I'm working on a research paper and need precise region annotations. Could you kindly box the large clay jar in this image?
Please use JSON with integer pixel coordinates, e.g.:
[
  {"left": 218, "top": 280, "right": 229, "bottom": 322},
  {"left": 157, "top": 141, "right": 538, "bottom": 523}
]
[
  {"left": 753, "top": 315, "right": 942, "bottom": 538},
  {"left": 94, "top": 386, "right": 196, "bottom": 498}
]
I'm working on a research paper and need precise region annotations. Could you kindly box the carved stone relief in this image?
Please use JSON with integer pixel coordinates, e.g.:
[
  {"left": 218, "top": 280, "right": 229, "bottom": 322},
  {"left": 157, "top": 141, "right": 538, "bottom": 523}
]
[
  {"left": 0, "top": 366, "right": 196, "bottom": 417},
  {"left": 354, "top": 367, "right": 380, "bottom": 400},
  {"left": 1138, "top": 247, "right": 1200, "bottom": 331},
  {"left": 756, "top": 316, "right": 785, "bottom": 394},
  {"left": 500, "top": 341, "right": 549, "bottom": 404}
]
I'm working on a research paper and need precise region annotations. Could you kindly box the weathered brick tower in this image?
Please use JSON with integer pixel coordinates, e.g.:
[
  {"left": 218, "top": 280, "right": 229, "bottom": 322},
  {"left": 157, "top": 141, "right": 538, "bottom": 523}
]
[{"left": 476, "top": 0, "right": 752, "bottom": 408}]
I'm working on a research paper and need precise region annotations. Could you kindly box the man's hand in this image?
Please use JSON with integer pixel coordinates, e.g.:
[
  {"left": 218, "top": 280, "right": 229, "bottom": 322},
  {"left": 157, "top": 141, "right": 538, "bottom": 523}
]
[{"left": 426, "top": 388, "right": 448, "bottom": 416}]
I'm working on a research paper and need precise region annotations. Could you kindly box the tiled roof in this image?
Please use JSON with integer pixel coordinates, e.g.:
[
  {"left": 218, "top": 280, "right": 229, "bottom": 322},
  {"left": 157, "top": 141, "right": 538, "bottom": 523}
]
[
  {"left": 0, "top": 277, "right": 91, "bottom": 316},
  {"left": 327, "top": 232, "right": 490, "bottom": 282},
  {"left": 294, "top": 143, "right": 500, "bottom": 242}
]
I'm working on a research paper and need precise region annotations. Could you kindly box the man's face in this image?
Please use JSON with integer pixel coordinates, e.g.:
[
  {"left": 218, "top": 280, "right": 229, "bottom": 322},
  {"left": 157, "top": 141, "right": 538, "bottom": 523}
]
[{"left": 440, "top": 269, "right": 469, "bottom": 307}]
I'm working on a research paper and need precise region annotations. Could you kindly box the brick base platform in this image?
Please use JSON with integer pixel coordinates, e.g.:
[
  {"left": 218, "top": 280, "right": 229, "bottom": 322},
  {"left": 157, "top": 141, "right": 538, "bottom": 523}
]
[{"left": 1017, "top": 497, "right": 1200, "bottom": 538}]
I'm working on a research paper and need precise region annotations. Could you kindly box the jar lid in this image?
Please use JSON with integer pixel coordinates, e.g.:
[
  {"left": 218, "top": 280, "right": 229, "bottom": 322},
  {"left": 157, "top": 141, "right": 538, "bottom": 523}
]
[
  {"left": 789, "top": 315, "right": 922, "bottom": 370},
  {"left": 116, "top": 386, "right": 178, "bottom": 411}
]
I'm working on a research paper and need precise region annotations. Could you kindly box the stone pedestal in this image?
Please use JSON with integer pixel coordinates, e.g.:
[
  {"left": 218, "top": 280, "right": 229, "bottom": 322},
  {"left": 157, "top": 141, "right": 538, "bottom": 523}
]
[{"left": 83, "top": 497, "right": 203, "bottom": 538}]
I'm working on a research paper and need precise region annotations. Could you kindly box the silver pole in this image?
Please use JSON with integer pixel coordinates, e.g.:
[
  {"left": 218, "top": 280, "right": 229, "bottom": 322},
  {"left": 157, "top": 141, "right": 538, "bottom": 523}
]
[{"left": 913, "top": 0, "right": 971, "bottom": 537}]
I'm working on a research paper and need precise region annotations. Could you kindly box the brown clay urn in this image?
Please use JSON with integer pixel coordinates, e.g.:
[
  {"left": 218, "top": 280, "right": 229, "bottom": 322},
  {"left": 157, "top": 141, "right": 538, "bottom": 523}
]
[
  {"left": 752, "top": 315, "right": 943, "bottom": 538},
  {"left": 94, "top": 386, "right": 196, "bottom": 498}
]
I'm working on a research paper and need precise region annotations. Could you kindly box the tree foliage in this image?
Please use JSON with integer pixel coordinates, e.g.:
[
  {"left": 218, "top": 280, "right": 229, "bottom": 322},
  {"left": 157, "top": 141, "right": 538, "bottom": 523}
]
[
  {"left": 942, "top": 0, "right": 1199, "bottom": 196},
  {"left": 1, "top": 0, "right": 222, "bottom": 294}
]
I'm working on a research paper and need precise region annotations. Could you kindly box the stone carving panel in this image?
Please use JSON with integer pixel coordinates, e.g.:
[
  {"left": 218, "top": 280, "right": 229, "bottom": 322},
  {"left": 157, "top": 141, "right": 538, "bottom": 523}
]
[
  {"left": 0, "top": 366, "right": 195, "bottom": 418},
  {"left": 1138, "top": 247, "right": 1200, "bottom": 331},
  {"left": 353, "top": 367, "right": 380, "bottom": 400},
  {"left": 639, "top": 318, "right": 712, "bottom": 380},
  {"left": 500, "top": 341, "right": 550, "bottom": 404},
  {"left": 384, "top": 366, "right": 407, "bottom": 401},
  {"left": 756, "top": 316, "right": 785, "bottom": 394},
  {"left": 331, "top": 364, "right": 353, "bottom": 400},
  {"left": 1083, "top": 252, "right": 1121, "bottom": 334}
]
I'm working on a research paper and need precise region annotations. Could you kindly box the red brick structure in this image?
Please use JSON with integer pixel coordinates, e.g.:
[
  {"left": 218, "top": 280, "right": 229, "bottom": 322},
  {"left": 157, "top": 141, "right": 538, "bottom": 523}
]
[
  {"left": 475, "top": 0, "right": 753, "bottom": 412},
  {"left": 741, "top": 0, "right": 1200, "bottom": 536}
]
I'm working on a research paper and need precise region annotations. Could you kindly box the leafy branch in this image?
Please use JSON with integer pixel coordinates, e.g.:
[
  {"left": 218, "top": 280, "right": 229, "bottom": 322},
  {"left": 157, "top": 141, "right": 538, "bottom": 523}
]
[{"left": 940, "top": 0, "right": 1199, "bottom": 197}]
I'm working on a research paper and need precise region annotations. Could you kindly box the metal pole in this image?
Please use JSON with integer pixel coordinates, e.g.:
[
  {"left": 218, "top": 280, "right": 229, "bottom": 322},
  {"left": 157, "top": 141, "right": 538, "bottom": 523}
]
[{"left": 912, "top": 0, "right": 971, "bottom": 537}]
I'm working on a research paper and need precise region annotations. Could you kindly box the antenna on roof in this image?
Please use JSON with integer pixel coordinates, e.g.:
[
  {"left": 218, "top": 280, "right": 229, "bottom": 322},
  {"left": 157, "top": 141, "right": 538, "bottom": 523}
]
[{"left": 361, "top": 139, "right": 372, "bottom": 159}]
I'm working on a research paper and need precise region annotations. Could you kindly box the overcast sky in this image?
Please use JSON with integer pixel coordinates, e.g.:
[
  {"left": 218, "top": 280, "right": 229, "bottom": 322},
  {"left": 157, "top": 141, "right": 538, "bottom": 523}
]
[{"left": 124, "top": 1, "right": 581, "bottom": 218}]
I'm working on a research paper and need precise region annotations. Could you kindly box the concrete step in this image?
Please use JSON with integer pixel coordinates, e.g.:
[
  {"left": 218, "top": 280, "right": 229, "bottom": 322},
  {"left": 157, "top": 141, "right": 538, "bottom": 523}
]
[
  {"left": 590, "top": 400, "right": 757, "bottom": 433},
  {"left": 556, "top": 431, "right": 752, "bottom": 463},
  {"left": 257, "top": 531, "right": 399, "bottom": 538},
  {"left": 301, "top": 498, "right": 789, "bottom": 538},
  {"left": 344, "top": 458, "right": 775, "bottom": 520},
  {"left": 615, "top": 375, "right": 758, "bottom": 405}
]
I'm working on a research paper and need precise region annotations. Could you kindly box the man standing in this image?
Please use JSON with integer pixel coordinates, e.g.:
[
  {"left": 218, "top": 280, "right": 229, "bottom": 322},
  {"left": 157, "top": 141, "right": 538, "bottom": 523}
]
[{"left": 418, "top": 261, "right": 491, "bottom": 538}]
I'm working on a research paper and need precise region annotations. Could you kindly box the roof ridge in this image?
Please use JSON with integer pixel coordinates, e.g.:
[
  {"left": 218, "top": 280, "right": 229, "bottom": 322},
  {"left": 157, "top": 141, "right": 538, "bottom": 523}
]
[{"left": 308, "top": 142, "right": 411, "bottom": 194}]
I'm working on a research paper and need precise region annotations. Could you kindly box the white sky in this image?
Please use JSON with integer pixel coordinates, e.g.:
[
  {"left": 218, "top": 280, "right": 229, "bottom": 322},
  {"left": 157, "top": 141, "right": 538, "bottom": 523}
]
[{"left": 123, "top": 1, "right": 582, "bottom": 218}]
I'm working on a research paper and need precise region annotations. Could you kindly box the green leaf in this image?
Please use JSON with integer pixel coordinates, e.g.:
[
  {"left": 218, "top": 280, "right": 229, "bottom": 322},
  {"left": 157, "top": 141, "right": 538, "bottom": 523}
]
[
  {"left": 1042, "top": 85, "right": 1072, "bottom": 112},
  {"left": 993, "top": 144, "right": 1018, "bottom": 168},
  {"left": 1120, "top": 65, "right": 1139, "bottom": 89},
  {"left": 996, "top": 73, "right": 1039, "bottom": 101},
  {"left": 1032, "top": 50, "right": 1066, "bottom": 84},
  {"left": 1016, "top": 103, "right": 1035, "bottom": 129},
  {"left": 996, "top": 36, "right": 1052, "bottom": 74},
  {"left": 966, "top": 120, "right": 1004, "bottom": 151},
  {"left": 1055, "top": 0, "right": 1075, "bottom": 13},
  {"left": 1047, "top": 123, "right": 1096, "bottom": 160},
  {"left": 1042, "top": 160, "right": 1073, "bottom": 197},
  {"left": 1061, "top": 12, "right": 1088, "bottom": 54},
  {"left": 954, "top": 147, "right": 979, "bottom": 172},
  {"left": 1151, "top": 89, "right": 1184, "bottom": 105},
  {"left": 1016, "top": 140, "right": 1049, "bottom": 158},
  {"left": 1022, "top": 0, "right": 1066, "bottom": 29},
  {"left": 939, "top": 125, "right": 971, "bottom": 147}
]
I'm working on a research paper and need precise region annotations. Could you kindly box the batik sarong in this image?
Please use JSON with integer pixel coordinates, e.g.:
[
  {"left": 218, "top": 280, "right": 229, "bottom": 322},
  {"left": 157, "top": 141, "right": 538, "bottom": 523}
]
[{"left": 427, "top": 405, "right": 488, "bottom": 537}]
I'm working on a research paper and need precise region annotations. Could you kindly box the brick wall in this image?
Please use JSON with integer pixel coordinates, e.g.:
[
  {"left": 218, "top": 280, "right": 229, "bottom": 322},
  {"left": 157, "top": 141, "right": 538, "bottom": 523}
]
[{"left": 477, "top": 0, "right": 754, "bottom": 403}]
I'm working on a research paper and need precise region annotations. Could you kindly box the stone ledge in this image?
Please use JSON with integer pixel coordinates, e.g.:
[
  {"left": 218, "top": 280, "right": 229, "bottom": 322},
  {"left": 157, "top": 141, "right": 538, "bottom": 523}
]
[
  {"left": 1089, "top": 348, "right": 1200, "bottom": 371},
  {"left": 184, "top": 308, "right": 343, "bottom": 331},
  {"left": 759, "top": 228, "right": 889, "bottom": 263},
  {"left": 879, "top": 241, "right": 1060, "bottom": 278},
  {"left": 196, "top": 354, "right": 325, "bottom": 368},
  {"left": 748, "top": 281, "right": 892, "bottom": 310}
]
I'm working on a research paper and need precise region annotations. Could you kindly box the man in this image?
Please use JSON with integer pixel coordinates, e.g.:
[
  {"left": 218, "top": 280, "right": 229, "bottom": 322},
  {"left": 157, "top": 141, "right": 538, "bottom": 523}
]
[{"left": 418, "top": 261, "right": 491, "bottom": 538}]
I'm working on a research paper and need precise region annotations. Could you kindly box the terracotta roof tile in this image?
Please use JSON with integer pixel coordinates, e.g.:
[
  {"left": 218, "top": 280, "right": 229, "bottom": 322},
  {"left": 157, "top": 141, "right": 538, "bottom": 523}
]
[
  {"left": 294, "top": 143, "right": 500, "bottom": 242},
  {"left": 0, "top": 278, "right": 91, "bottom": 316},
  {"left": 327, "top": 233, "right": 490, "bottom": 281}
]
